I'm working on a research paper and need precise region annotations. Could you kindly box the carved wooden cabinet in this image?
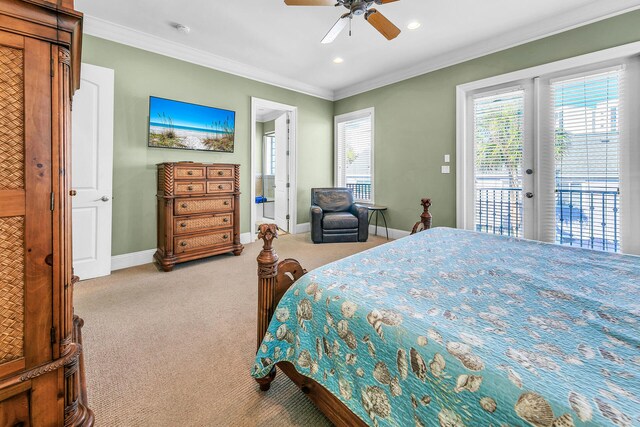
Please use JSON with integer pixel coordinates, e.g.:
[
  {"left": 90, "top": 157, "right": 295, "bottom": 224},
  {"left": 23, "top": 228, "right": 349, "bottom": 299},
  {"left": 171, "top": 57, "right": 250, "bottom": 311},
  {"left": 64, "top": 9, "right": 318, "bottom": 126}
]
[
  {"left": 0, "top": 0, "right": 93, "bottom": 425},
  {"left": 155, "top": 162, "right": 244, "bottom": 271}
]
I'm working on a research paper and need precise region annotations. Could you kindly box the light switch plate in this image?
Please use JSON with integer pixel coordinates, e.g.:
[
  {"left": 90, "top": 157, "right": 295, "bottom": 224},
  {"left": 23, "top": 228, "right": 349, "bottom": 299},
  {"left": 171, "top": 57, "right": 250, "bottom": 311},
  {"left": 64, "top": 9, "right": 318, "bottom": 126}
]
[
  {"left": 444, "top": 154, "right": 450, "bottom": 163},
  {"left": 441, "top": 165, "right": 451, "bottom": 174}
]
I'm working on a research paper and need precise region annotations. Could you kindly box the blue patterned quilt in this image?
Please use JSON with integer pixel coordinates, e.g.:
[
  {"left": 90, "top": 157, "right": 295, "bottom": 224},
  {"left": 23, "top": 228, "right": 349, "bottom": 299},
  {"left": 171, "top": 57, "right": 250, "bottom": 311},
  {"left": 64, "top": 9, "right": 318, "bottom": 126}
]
[{"left": 252, "top": 228, "right": 640, "bottom": 427}]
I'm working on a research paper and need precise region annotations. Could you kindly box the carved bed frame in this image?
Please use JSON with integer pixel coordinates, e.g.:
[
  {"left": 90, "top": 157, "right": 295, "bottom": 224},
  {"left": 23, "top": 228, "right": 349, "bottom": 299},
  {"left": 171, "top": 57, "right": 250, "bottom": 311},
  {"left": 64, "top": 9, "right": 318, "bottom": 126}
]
[{"left": 254, "top": 199, "right": 432, "bottom": 426}]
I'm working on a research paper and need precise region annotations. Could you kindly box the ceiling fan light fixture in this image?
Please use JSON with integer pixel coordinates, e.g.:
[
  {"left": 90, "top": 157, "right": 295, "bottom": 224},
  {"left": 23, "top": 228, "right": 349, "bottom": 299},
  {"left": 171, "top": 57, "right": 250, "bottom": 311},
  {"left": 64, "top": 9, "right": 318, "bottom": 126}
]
[
  {"left": 407, "top": 21, "right": 421, "bottom": 30},
  {"left": 333, "top": 57, "right": 344, "bottom": 64}
]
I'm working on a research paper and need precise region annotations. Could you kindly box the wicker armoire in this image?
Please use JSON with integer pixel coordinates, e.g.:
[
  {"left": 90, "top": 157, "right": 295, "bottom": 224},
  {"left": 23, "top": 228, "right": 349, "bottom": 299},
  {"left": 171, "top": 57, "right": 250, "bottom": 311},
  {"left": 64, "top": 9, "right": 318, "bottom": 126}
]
[{"left": 0, "top": 0, "right": 93, "bottom": 426}]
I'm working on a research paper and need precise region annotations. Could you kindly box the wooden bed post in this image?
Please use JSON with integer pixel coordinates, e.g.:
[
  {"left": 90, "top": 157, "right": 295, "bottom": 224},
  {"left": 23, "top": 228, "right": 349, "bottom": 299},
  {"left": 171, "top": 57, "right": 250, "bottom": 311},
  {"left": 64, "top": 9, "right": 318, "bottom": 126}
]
[
  {"left": 256, "top": 224, "right": 279, "bottom": 391},
  {"left": 411, "top": 198, "right": 432, "bottom": 234}
]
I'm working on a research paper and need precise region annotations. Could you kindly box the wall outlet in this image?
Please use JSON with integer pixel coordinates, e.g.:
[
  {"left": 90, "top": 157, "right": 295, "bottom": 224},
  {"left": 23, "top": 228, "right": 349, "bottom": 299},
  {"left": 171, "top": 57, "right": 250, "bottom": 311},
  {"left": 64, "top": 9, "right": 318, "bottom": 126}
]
[
  {"left": 444, "top": 154, "right": 450, "bottom": 163},
  {"left": 441, "top": 165, "right": 451, "bottom": 174}
]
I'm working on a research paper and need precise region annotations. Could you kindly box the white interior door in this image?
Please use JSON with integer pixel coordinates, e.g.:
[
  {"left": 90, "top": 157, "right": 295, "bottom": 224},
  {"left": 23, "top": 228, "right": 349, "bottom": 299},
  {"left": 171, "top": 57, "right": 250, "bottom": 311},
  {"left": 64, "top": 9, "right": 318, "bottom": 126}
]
[
  {"left": 72, "top": 63, "right": 114, "bottom": 280},
  {"left": 274, "top": 113, "right": 289, "bottom": 232}
]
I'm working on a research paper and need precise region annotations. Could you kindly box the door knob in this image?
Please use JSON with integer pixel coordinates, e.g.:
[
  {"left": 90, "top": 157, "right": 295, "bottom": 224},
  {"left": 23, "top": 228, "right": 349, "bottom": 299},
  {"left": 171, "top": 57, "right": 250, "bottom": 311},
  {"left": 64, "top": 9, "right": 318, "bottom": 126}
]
[
  {"left": 96, "top": 196, "right": 110, "bottom": 202},
  {"left": 525, "top": 192, "right": 534, "bottom": 199}
]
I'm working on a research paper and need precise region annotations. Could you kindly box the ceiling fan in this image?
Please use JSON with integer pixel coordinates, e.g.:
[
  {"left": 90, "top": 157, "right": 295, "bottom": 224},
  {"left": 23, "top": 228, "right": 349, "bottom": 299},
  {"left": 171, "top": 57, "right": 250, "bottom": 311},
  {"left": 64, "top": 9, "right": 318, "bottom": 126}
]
[{"left": 284, "top": 0, "right": 401, "bottom": 44}]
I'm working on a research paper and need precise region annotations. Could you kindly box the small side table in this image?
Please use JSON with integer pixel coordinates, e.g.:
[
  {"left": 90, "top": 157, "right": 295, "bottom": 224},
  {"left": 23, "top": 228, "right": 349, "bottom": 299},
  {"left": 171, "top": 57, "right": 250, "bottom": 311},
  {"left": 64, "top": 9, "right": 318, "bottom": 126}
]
[{"left": 364, "top": 205, "right": 389, "bottom": 240}]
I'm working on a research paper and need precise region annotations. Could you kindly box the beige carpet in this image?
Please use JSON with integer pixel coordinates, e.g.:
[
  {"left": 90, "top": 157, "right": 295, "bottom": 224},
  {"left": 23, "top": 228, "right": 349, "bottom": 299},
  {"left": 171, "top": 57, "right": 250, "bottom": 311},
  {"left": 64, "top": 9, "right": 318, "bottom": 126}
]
[{"left": 75, "top": 233, "right": 388, "bottom": 426}]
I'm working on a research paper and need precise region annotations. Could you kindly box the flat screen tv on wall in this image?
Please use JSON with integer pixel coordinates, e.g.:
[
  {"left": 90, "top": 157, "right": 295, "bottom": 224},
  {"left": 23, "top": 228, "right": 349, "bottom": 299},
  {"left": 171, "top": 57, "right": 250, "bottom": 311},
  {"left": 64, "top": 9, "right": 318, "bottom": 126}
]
[{"left": 148, "top": 96, "right": 236, "bottom": 152}]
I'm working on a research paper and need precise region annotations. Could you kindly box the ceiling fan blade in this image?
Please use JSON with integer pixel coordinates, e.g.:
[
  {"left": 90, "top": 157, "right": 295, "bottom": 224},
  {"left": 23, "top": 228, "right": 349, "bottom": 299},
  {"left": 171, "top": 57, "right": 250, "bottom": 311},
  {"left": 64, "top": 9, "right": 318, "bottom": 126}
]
[
  {"left": 321, "top": 14, "right": 349, "bottom": 44},
  {"left": 284, "top": 0, "right": 335, "bottom": 5},
  {"left": 377, "top": 0, "right": 400, "bottom": 3},
  {"left": 365, "top": 8, "right": 401, "bottom": 40}
]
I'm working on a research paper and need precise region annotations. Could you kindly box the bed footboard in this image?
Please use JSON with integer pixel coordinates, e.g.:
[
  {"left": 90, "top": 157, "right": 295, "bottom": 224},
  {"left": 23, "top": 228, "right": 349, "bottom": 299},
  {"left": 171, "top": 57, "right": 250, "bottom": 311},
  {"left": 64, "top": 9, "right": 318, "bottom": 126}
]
[{"left": 255, "top": 224, "right": 306, "bottom": 391}]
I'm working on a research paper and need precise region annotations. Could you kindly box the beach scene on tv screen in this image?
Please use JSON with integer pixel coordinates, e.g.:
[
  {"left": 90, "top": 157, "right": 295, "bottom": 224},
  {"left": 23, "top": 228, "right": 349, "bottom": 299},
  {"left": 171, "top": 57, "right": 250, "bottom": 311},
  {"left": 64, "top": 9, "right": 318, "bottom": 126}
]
[{"left": 149, "top": 97, "right": 235, "bottom": 152}]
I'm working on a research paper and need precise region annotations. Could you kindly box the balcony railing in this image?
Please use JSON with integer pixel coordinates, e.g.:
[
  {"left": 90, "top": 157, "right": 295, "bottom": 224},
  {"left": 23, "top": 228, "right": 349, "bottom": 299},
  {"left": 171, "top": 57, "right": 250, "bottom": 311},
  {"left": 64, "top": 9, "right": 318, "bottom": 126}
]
[
  {"left": 346, "top": 182, "right": 371, "bottom": 201},
  {"left": 476, "top": 187, "right": 620, "bottom": 252},
  {"left": 476, "top": 187, "right": 523, "bottom": 237}
]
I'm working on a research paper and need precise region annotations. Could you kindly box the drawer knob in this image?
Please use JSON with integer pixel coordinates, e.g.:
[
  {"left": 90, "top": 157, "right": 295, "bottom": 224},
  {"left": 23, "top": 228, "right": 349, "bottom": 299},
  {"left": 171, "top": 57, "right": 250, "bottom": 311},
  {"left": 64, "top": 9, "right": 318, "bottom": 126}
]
[
  {"left": 223, "top": 218, "right": 229, "bottom": 223},
  {"left": 187, "top": 170, "right": 193, "bottom": 175},
  {"left": 218, "top": 185, "right": 224, "bottom": 190},
  {"left": 181, "top": 203, "right": 188, "bottom": 208},
  {"left": 188, "top": 186, "right": 194, "bottom": 191},
  {"left": 180, "top": 223, "right": 187, "bottom": 228},
  {"left": 180, "top": 242, "right": 187, "bottom": 247},
  {"left": 218, "top": 170, "right": 224, "bottom": 176},
  {"left": 223, "top": 234, "right": 229, "bottom": 239},
  {"left": 223, "top": 201, "right": 229, "bottom": 206}
]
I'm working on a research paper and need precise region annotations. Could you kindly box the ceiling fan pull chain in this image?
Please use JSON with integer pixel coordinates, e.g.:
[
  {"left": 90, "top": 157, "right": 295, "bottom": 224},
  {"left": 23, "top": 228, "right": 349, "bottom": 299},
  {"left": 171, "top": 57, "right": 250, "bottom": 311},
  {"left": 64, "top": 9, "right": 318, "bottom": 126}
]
[{"left": 349, "top": 13, "right": 352, "bottom": 36}]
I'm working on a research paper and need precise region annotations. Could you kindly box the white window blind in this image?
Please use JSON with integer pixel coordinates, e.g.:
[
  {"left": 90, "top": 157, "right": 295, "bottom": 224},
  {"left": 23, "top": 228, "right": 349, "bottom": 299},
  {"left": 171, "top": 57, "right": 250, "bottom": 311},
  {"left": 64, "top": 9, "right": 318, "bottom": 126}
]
[
  {"left": 550, "top": 68, "right": 623, "bottom": 252},
  {"left": 473, "top": 89, "right": 525, "bottom": 237},
  {"left": 335, "top": 109, "right": 374, "bottom": 203},
  {"left": 264, "top": 133, "right": 276, "bottom": 176}
]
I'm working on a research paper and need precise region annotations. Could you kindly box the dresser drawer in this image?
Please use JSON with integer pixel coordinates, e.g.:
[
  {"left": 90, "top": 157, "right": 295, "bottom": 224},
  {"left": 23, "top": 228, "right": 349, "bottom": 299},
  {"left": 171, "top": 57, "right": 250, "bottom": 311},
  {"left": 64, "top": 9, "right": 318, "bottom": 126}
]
[
  {"left": 174, "top": 229, "right": 233, "bottom": 254},
  {"left": 174, "top": 166, "right": 205, "bottom": 180},
  {"left": 174, "top": 213, "right": 233, "bottom": 235},
  {"left": 175, "top": 181, "right": 206, "bottom": 195},
  {"left": 207, "top": 181, "right": 234, "bottom": 194},
  {"left": 174, "top": 197, "right": 233, "bottom": 215},
  {"left": 207, "top": 166, "right": 235, "bottom": 180}
]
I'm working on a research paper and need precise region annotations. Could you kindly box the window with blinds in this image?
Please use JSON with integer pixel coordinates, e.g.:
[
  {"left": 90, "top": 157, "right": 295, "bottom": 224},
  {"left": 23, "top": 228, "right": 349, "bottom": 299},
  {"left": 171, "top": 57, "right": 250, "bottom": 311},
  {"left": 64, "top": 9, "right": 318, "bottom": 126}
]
[
  {"left": 552, "top": 69, "right": 622, "bottom": 252},
  {"left": 264, "top": 133, "right": 276, "bottom": 175},
  {"left": 473, "top": 89, "right": 525, "bottom": 237},
  {"left": 335, "top": 109, "right": 374, "bottom": 203}
]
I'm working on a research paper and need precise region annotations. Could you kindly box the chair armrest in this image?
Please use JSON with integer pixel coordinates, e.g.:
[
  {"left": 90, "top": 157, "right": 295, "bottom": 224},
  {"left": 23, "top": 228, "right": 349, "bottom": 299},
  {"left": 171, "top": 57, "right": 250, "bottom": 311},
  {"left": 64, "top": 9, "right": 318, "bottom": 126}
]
[
  {"left": 310, "top": 205, "right": 323, "bottom": 243},
  {"left": 352, "top": 205, "right": 369, "bottom": 242}
]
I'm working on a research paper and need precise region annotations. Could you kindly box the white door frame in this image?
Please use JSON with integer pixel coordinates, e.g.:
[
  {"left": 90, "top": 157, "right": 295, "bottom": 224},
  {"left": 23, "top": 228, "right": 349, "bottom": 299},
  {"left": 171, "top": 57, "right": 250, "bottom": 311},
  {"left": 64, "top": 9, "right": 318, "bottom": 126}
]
[
  {"left": 250, "top": 97, "right": 298, "bottom": 241},
  {"left": 456, "top": 40, "right": 640, "bottom": 253}
]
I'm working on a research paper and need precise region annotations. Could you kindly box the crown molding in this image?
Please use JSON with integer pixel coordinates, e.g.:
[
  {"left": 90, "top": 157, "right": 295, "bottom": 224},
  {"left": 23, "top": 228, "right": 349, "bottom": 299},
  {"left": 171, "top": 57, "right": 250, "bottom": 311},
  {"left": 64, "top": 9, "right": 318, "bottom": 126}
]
[
  {"left": 84, "top": 1, "right": 640, "bottom": 103},
  {"left": 333, "top": 0, "right": 640, "bottom": 100},
  {"left": 82, "top": 15, "right": 335, "bottom": 101}
]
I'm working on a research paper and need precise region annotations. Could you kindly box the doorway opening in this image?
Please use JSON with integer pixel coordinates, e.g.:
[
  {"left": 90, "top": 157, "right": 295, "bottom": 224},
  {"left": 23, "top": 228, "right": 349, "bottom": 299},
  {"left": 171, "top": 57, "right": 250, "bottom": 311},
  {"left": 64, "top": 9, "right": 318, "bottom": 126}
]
[{"left": 251, "top": 98, "right": 298, "bottom": 241}]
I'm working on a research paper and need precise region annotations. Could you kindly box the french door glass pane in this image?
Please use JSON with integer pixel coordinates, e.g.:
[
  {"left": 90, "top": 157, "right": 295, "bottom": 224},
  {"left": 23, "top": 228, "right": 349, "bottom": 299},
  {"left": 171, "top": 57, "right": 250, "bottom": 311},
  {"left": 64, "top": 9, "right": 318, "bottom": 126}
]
[
  {"left": 552, "top": 70, "right": 621, "bottom": 252},
  {"left": 473, "top": 90, "right": 525, "bottom": 237}
]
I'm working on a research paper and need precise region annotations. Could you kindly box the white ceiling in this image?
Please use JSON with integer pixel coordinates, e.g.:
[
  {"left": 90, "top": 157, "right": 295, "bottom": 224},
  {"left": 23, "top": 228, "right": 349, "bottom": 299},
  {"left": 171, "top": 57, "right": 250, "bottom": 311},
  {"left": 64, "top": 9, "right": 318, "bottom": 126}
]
[{"left": 77, "top": 0, "right": 640, "bottom": 100}]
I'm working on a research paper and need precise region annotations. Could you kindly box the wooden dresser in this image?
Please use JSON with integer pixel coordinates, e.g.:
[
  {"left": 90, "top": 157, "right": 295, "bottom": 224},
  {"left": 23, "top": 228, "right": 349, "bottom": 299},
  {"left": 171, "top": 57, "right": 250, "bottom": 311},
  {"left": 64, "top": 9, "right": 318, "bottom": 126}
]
[
  {"left": 155, "top": 162, "right": 244, "bottom": 271},
  {"left": 0, "top": 0, "right": 93, "bottom": 425}
]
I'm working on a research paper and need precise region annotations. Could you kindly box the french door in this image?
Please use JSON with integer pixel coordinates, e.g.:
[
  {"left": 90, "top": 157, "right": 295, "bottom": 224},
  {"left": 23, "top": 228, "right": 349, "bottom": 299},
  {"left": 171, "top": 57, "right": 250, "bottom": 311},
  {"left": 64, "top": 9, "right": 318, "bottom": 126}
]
[{"left": 464, "top": 60, "right": 638, "bottom": 254}]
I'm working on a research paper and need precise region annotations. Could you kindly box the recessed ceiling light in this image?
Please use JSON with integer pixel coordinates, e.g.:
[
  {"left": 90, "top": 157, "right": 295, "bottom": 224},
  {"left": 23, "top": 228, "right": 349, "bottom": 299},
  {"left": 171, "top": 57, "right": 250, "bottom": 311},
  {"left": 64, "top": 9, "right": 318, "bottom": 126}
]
[
  {"left": 407, "top": 21, "right": 421, "bottom": 30},
  {"left": 175, "top": 23, "right": 191, "bottom": 34},
  {"left": 333, "top": 57, "right": 344, "bottom": 64}
]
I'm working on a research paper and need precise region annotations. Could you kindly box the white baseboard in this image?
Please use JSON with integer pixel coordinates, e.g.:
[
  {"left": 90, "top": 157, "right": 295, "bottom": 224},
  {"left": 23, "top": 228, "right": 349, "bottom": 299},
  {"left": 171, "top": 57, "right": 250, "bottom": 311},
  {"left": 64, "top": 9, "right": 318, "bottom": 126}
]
[
  {"left": 369, "top": 225, "right": 411, "bottom": 240},
  {"left": 111, "top": 249, "right": 156, "bottom": 271},
  {"left": 296, "top": 222, "right": 311, "bottom": 233},
  {"left": 111, "top": 232, "right": 253, "bottom": 271},
  {"left": 240, "top": 232, "right": 252, "bottom": 245}
]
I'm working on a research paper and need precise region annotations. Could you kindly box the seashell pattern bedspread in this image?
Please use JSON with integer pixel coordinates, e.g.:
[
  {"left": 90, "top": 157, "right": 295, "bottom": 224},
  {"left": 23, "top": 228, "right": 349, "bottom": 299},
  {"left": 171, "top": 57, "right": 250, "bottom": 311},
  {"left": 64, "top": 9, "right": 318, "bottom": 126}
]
[{"left": 252, "top": 227, "right": 640, "bottom": 426}]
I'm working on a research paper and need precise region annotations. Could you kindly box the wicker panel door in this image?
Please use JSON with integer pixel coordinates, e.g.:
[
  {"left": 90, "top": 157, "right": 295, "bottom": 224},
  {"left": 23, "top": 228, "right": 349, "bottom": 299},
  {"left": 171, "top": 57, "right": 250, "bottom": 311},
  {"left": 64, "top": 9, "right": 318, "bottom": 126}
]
[{"left": 0, "top": 30, "right": 53, "bottom": 379}]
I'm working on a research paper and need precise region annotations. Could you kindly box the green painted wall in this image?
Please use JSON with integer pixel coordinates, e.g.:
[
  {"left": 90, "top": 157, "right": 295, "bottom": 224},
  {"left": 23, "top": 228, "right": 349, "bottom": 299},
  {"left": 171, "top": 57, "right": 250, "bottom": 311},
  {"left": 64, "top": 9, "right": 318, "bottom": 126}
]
[
  {"left": 334, "top": 10, "right": 640, "bottom": 232},
  {"left": 263, "top": 119, "right": 275, "bottom": 134},
  {"left": 81, "top": 35, "right": 334, "bottom": 256}
]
